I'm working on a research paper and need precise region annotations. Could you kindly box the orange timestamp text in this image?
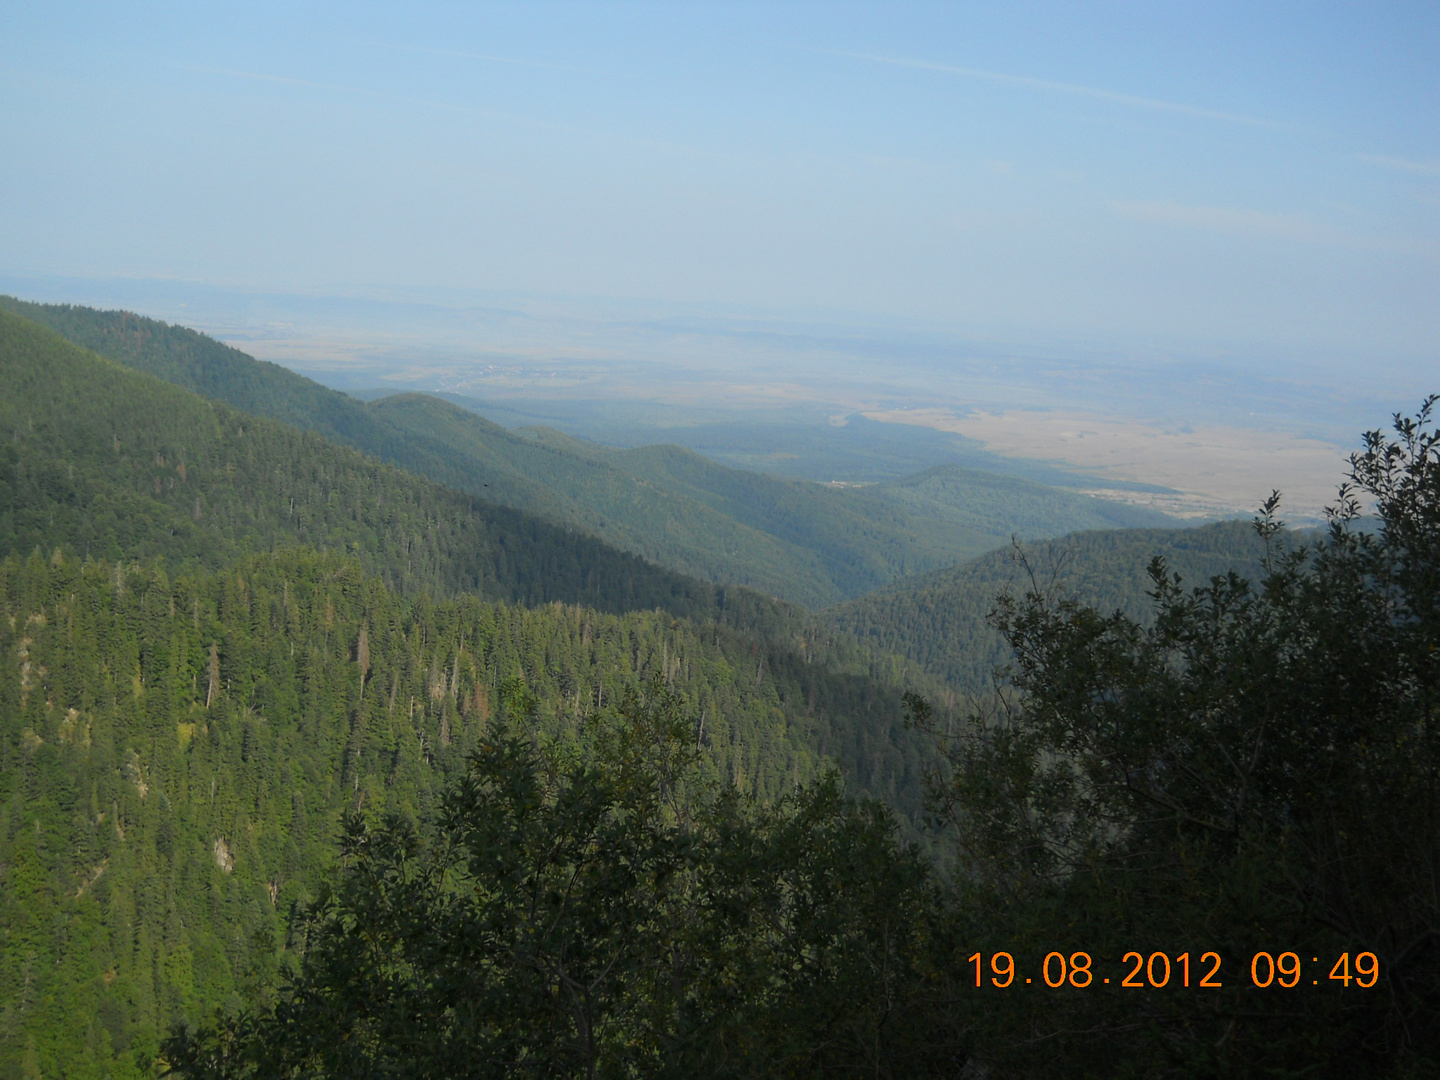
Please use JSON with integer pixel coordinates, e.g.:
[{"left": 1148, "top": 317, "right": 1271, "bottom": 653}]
[{"left": 967, "top": 951, "right": 1380, "bottom": 989}]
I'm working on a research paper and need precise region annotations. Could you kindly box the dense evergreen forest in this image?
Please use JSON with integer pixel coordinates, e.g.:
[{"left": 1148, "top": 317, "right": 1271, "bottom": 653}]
[
  {"left": 0, "top": 297, "right": 1176, "bottom": 608},
  {"left": 3, "top": 296, "right": 1436, "bottom": 1076},
  {"left": 1, "top": 548, "right": 909, "bottom": 1076},
  {"left": 0, "top": 305, "right": 928, "bottom": 1077},
  {"left": 826, "top": 519, "right": 1271, "bottom": 690},
  {"left": 159, "top": 403, "right": 1439, "bottom": 1079}
]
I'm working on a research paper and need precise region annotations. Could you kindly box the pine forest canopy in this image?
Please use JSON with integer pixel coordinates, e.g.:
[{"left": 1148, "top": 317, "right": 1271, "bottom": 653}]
[
  {"left": 0, "top": 548, "right": 895, "bottom": 1075},
  {"left": 0, "top": 303, "right": 937, "bottom": 811}
]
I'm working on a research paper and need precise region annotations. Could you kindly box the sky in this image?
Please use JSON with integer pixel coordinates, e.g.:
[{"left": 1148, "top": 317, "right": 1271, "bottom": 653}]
[{"left": 3, "top": 1, "right": 1438, "bottom": 372}]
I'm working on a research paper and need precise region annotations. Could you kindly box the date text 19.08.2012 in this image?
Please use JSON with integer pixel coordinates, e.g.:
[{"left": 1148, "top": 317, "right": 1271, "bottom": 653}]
[{"left": 968, "top": 951, "right": 1380, "bottom": 989}]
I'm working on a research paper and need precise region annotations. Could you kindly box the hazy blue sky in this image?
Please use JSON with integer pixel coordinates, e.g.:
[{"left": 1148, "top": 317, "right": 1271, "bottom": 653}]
[{"left": 3, "top": 1, "right": 1438, "bottom": 365}]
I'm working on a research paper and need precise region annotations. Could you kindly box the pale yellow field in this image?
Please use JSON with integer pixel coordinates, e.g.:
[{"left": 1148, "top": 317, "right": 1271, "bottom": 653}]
[{"left": 865, "top": 408, "right": 1353, "bottom": 520}]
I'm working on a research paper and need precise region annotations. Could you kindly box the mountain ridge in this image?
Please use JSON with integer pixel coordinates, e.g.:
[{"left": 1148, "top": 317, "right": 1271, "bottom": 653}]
[{"left": 0, "top": 296, "right": 1187, "bottom": 608}]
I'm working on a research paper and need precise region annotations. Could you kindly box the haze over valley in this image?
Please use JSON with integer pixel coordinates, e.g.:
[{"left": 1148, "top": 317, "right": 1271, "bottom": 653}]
[{"left": 1, "top": 272, "right": 1412, "bottom": 522}]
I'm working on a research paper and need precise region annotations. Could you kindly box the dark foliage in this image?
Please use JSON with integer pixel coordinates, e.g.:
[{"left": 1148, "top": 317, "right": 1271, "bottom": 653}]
[
  {"left": 0, "top": 548, "right": 921, "bottom": 1078},
  {"left": 829, "top": 519, "right": 1270, "bottom": 692},
  {"left": 163, "top": 687, "right": 964, "bottom": 1079},
  {"left": 912, "top": 399, "right": 1440, "bottom": 1076}
]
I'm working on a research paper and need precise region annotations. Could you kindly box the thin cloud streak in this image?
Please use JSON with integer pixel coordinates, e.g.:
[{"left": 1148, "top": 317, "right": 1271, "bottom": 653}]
[{"left": 820, "top": 48, "right": 1288, "bottom": 131}]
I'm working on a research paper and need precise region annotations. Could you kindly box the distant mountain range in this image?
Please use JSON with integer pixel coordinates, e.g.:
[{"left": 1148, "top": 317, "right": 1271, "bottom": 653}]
[{"left": 0, "top": 296, "right": 1181, "bottom": 608}]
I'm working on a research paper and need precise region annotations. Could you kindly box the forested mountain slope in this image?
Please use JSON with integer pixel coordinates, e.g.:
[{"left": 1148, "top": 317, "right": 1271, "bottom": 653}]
[
  {"left": 0, "top": 309, "right": 751, "bottom": 624},
  {"left": 826, "top": 519, "right": 1272, "bottom": 691},
  {"left": 1, "top": 297, "right": 1178, "bottom": 607},
  {"left": 374, "top": 396, "right": 1171, "bottom": 603},
  {"left": 0, "top": 547, "right": 927, "bottom": 1077},
  {"left": 0, "top": 304, "right": 933, "bottom": 774},
  {"left": 369, "top": 393, "right": 860, "bottom": 604},
  {"left": 872, "top": 463, "right": 1176, "bottom": 539},
  {"left": 0, "top": 314, "right": 940, "bottom": 1077}
]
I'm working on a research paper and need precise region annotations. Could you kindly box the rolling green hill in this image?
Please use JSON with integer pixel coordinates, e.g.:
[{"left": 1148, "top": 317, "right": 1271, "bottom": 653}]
[
  {"left": 0, "top": 308, "right": 749, "bottom": 623},
  {"left": 367, "top": 393, "right": 852, "bottom": 603},
  {"left": 871, "top": 462, "right": 1179, "bottom": 539},
  {"left": 825, "top": 519, "right": 1273, "bottom": 692},
  {"left": 0, "top": 297, "right": 1182, "bottom": 608}
]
